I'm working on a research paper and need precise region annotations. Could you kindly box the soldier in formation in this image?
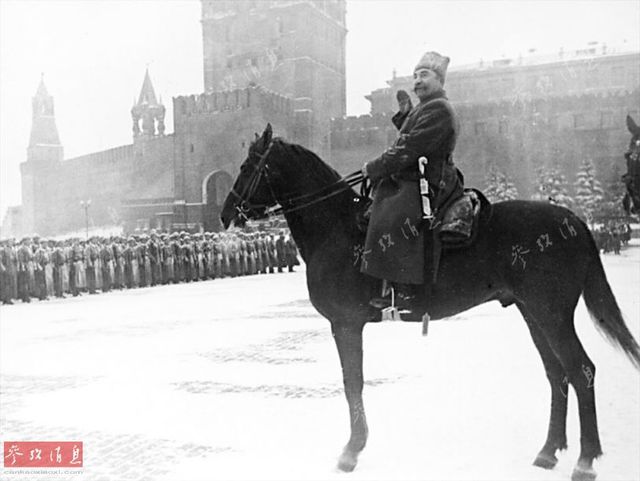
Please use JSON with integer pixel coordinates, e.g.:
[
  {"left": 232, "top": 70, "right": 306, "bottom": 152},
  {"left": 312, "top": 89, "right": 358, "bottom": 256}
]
[
  {"left": 594, "top": 222, "right": 632, "bottom": 255},
  {"left": 0, "top": 228, "right": 300, "bottom": 304}
]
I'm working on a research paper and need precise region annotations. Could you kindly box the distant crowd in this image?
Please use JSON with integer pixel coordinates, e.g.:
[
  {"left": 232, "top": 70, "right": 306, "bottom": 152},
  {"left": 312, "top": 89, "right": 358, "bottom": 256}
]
[
  {"left": 0, "top": 229, "right": 300, "bottom": 305},
  {"left": 593, "top": 222, "right": 632, "bottom": 255}
]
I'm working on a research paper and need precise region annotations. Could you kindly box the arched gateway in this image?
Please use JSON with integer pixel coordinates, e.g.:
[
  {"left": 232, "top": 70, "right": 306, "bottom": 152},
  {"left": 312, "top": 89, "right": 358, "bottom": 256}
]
[{"left": 202, "top": 170, "right": 233, "bottom": 232}]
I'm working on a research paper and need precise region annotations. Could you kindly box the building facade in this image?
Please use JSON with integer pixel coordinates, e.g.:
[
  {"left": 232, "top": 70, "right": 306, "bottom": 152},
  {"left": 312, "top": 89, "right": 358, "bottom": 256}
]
[{"left": 332, "top": 45, "right": 640, "bottom": 198}]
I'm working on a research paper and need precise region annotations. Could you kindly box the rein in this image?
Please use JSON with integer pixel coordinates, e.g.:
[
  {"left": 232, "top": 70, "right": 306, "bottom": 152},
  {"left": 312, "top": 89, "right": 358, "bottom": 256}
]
[
  {"left": 267, "top": 170, "right": 365, "bottom": 216},
  {"left": 233, "top": 140, "right": 366, "bottom": 219}
]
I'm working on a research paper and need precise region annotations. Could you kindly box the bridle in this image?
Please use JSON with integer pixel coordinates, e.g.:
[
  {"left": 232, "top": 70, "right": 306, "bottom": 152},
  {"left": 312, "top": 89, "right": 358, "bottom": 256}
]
[
  {"left": 228, "top": 140, "right": 277, "bottom": 220},
  {"left": 229, "top": 140, "right": 366, "bottom": 222}
]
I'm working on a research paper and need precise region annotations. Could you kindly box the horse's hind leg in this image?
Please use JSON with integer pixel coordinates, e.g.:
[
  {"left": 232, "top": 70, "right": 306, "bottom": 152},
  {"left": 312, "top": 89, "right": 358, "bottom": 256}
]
[
  {"left": 523, "top": 303, "right": 602, "bottom": 481},
  {"left": 517, "top": 303, "right": 568, "bottom": 469}
]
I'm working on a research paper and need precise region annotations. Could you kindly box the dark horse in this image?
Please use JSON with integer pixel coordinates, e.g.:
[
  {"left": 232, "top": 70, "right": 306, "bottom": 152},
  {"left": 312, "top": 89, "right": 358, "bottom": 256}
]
[
  {"left": 221, "top": 124, "right": 640, "bottom": 481},
  {"left": 623, "top": 115, "right": 640, "bottom": 215}
]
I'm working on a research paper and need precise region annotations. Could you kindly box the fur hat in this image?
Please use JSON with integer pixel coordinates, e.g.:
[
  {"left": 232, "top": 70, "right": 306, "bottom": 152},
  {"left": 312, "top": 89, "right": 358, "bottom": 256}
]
[{"left": 414, "top": 51, "right": 450, "bottom": 83}]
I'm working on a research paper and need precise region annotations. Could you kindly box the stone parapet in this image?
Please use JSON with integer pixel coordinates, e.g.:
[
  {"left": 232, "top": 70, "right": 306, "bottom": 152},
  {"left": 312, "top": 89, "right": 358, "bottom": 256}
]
[{"left": 173, "top": 85, "right": 292, "bottom": 119}]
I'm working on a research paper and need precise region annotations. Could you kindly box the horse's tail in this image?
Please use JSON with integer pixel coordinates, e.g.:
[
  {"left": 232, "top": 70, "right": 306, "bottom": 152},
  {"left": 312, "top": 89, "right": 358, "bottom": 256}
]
[{"left": 582, "top": 234, "right": 640, "bottom": 370}]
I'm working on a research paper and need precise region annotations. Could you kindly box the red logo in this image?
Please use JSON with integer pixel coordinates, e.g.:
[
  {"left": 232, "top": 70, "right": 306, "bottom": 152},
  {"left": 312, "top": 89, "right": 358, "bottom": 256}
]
[{"left": 3, "top": 442, "right": 83, "bottom": 468}]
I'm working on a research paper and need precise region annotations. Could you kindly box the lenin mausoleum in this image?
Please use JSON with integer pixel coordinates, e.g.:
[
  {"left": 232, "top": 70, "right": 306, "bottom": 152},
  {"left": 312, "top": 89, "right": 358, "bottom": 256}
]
[{"left": 3, "top": 0, "right": 639, "bottom": 237}]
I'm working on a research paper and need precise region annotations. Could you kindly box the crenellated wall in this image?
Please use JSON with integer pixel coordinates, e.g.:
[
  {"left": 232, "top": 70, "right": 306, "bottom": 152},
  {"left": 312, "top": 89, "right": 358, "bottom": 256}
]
[{"left": 173, "top": 86, "right": 292, "bottom": 125}]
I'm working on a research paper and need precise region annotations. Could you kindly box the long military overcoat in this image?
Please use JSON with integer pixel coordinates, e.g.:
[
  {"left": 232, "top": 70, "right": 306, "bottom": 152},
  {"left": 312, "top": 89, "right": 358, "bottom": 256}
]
[{"left": 361, "top": 89, "right": 462, "bottom": 285}]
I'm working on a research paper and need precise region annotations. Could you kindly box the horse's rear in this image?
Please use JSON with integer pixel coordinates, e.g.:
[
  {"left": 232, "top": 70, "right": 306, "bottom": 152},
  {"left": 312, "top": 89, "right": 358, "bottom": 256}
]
[
  {"left": 478, "top": 200, "right": 638, "bottom": 366},
  {"left": 430, "top": 200, "right": 588, "bottom": 316},
  {"left": 452, "top": 199, "right": 639, "bottom": 480},
  {"left": 322, "top": 196, "right": 639, "bottom": 479}
]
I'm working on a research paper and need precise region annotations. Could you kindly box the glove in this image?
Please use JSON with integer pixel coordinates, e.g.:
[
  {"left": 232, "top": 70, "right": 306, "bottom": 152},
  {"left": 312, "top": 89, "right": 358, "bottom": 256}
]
[
  {"left": 396, "top": 89, "right": 412, "bottom": 114},
  {"left": 363, "top": 149, "right": 395, "bottom": 182}
]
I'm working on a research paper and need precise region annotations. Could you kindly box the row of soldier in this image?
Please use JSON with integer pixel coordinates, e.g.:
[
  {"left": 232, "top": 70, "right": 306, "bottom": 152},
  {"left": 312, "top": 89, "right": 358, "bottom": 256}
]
[
  {"left": 593, "top": 222, "right": 632, "bottom": 255},
  {"left": 0, "top": 230, "right": 300, "bottom": 304}
]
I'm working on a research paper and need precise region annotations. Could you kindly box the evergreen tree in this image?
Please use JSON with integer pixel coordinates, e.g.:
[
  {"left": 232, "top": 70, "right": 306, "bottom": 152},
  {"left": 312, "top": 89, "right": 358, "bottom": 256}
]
[
  {"left": 532, "top": 166, "right": 573, "bottom": 209},
  {"left": 574, "top": 159, "right": 604, "bottom": 225},
  {"left": 484, "top": 167, "right": 519, "bottom": 202}
]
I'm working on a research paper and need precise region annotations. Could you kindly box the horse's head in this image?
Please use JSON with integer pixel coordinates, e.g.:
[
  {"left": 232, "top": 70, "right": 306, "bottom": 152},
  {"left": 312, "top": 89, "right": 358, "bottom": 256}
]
[
  {"left": 220, "top": 124, "right": 278, "bottom": 229},
  {"left": 221, "top": 123, "right": 348, "bottom": 230},
  {"left": 623, "top": 115, "right": 640, "bottom": 215}
]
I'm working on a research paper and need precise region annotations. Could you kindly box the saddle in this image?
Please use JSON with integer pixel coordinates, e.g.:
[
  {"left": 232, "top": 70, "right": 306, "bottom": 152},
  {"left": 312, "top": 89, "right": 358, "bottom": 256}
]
[{"left": 439, "top": 188, "right": 492, "bottom": 250}]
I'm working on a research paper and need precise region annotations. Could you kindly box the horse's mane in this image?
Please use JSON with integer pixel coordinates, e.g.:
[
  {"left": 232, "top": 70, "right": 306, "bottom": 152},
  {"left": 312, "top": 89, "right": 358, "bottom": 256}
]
[
  {"left": 265, "top": 138, "right": 361, "bottom": 229},
  {"left": 272, "top": 138, "right": 343, "bottom": 185}
]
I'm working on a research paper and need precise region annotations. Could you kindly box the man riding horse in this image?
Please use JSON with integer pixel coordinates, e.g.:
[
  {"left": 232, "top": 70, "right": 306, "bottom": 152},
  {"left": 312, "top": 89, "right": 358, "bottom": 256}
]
[{"left": 361, "top": 51, "right": 467, "bottom": 309}]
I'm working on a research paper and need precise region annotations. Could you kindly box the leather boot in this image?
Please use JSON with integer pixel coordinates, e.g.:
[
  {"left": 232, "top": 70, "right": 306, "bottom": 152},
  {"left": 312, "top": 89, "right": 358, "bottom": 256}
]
[{"left": 369, "top": 282, "right": 418, "bottom": 310}]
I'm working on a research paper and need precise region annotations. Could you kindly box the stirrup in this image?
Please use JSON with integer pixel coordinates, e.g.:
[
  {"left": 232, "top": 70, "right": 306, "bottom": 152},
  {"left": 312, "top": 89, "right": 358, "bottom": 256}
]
[
  {"left": 381, "top": 287, "right": 402, "bottom": 321},
  {"left": 381, "top": 306, "right": 402, "bottom": 321}
]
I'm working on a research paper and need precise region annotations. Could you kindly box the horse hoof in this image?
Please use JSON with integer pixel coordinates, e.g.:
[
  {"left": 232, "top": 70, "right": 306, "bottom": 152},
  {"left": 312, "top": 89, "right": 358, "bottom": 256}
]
[
  {"left": 571, "top": 465, "right": 597, "bottom": 481},
  {"left": 533, "top": 452, "right": 558, "bottom": 470},
  {"left": 337, "top": 451, "right": 357, "bottom": 472}
]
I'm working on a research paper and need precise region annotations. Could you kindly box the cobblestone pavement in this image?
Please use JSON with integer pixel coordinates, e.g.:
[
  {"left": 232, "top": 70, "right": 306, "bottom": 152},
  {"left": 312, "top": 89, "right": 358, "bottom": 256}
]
[{"left": 1, "top": 251, "right": 639, "bottom": 481}]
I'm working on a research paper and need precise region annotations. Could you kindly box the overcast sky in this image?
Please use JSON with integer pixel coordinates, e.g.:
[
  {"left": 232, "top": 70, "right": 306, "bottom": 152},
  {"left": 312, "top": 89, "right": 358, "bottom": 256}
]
[{"left": 1, "top": 0, "right": 639, "bottom": 218}]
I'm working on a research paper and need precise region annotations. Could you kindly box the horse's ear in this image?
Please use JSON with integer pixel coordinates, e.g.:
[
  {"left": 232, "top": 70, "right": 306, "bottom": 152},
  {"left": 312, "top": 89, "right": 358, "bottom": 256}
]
[
  {"left": 626, "top": 115, "right": 640, "bottom": 135},
  {"left": 254, "top": 132, "right": 260, "bottom": 141},
  {"left": 263, "top": 123, "right": 273, "bottom": 145}
]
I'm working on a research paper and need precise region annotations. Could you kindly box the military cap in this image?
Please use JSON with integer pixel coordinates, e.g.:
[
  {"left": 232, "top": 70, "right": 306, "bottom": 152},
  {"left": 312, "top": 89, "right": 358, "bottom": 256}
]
[{"left": 414, "top": 51, "right": 450, "bottom": 84}]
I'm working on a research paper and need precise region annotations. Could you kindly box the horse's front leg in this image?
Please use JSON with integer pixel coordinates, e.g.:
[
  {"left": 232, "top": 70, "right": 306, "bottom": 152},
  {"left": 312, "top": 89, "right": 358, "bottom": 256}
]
[{"left": 332, "top": 321, "right": 368, "bottom": 472}]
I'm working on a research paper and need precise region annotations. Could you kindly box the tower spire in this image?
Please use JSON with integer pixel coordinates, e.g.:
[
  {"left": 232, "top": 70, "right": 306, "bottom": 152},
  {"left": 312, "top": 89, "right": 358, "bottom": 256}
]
[
  {"left": 131, "top": 68, "right": 165, "bottom": 138},
  {"left": 29, "top": 74, "right": 61, "bottom": 148},
  {"left": 137, "top": 68, "right": 158, "bottom": 106}
]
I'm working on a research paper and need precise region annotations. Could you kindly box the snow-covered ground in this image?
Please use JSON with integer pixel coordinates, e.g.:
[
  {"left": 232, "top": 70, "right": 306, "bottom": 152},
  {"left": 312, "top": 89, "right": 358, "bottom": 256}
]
[{"left": 1, "top": 243, "right": 639, "bottom": 481}]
